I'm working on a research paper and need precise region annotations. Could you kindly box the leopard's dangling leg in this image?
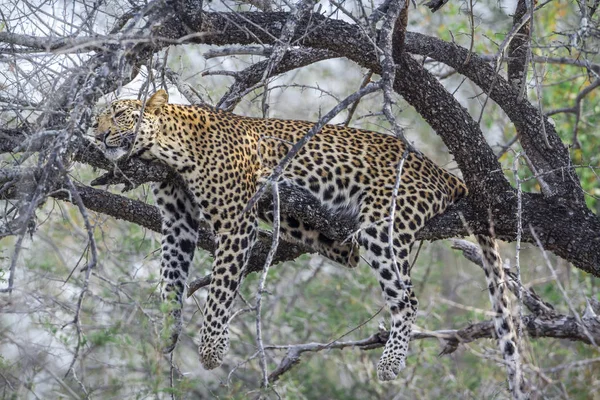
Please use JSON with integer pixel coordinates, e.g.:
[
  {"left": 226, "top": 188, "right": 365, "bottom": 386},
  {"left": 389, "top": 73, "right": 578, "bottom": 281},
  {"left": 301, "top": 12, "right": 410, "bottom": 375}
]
[
  {"left": 359, "top": 224, "right": 416, "bottom": 381},
  {"left": 197, "top": 203, "right": 258, "bottom": 370},
  {"left": 153, "top": 182, "right": 200, "bottom": 353}
]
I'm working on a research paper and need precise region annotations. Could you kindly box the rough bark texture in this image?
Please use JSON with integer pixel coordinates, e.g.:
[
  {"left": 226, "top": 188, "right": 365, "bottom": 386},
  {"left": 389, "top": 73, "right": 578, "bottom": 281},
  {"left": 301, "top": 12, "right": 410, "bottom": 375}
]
[{"left": 507, "top": 0, "right": 532, "bottom": 92}]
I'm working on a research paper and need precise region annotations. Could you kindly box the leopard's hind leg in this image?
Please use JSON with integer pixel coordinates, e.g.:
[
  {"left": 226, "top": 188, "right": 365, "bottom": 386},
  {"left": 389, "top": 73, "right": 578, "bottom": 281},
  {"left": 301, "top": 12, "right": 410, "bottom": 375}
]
[{"left": 359, "top": 222, "right": 417, "bottom": 381}]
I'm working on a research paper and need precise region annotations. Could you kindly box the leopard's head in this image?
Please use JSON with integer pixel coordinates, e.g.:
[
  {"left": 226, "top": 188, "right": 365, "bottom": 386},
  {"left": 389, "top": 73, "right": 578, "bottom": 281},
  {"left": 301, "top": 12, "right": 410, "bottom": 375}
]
[{"left": 93, "top": 90, "right": 169, "bottom": 161}]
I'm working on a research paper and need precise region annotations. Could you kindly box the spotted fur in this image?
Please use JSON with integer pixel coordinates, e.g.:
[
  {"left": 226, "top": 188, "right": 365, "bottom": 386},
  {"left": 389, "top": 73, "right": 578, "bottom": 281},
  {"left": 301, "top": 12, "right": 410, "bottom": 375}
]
[{"left": 93, "top": 89, "right": 523, "bottom": 388}]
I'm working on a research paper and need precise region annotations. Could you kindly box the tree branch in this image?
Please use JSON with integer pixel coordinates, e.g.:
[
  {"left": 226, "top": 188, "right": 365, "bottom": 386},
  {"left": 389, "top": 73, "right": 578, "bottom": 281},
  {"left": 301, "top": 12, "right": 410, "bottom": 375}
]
[
  {"left": 265, "top": 311, "right": 600, "bottom": 381},
  {"left": 404, "top": 31, "right": 584, "bottom": 203}
]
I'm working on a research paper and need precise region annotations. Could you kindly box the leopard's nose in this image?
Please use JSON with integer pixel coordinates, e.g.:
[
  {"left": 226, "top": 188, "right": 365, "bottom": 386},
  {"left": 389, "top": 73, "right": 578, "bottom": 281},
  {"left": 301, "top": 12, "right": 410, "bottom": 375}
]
[{"left": 94, "top": 130, "right": 109, "bottom": 143}]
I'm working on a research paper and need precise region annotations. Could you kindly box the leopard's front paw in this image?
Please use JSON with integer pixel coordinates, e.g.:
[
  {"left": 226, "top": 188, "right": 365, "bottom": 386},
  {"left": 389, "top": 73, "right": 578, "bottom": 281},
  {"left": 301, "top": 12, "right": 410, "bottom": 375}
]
[
  {"left": 198, "top": 330, "right": 229, "bottom": 370},
  {"left": 377, "top": 355, "right": 405, "bottom": 381}
]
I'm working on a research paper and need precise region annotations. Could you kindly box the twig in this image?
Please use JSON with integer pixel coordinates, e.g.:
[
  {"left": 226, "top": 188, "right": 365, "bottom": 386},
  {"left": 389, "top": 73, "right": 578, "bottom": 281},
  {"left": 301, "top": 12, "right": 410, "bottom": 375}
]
[
  {"left": 545, "top": 78, "right": 600, "bottom": 149},
  {"left": 267, "top": 306, "right": 384, "bottom": 382},
  {"left": 162, "top": 66, "right": 205, "bottom": 105},
  {"left": 531, "top": 59, "right": 551, "bottom": 148},
  {"left": 479, "top": 54, "right": 600, "bottom": 78},
  {"left": 544, "top": 357, "right": 600, "bottom": 373},
  {"left": 519, "top": 150, "right": 553, "bottom": 198},
  {"left": 496, "top": 134, "right": 519, "bottom": 159},
  {"left": 529, "top": 225, "right": 598, "bottom": 347},
  {"left": 264, "top": 307, "right": 600, "bottom": 382},
  {"left": 2, "top": 333, "right": 82, "bottom": 400},
  {"left": 513, "top": 153, "right": 525, "bottom": 342},
  {"left": 387, "top": 149, "right": 410, "bottom": 292},
  {"left": 463, "top": 0, "right": 475, "bottom": 66},
  {"left": 256, "top": 182, "right": 281, "bottom": 388},
  {"left": 343, "top": 71, "right": 373, "bottom": 126},
  {"left": 60, "top": 162, "right": 98, "bottom": 390},
  {"left": 477, "top": 10, "right": 532, "bottom": 124}
]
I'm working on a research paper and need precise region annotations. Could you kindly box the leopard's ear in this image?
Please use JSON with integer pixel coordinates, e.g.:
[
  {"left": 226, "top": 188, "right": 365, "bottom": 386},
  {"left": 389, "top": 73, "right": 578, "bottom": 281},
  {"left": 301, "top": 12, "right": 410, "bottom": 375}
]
[{"left": 145, "top": 89, "right": 169, "bottom": 115}]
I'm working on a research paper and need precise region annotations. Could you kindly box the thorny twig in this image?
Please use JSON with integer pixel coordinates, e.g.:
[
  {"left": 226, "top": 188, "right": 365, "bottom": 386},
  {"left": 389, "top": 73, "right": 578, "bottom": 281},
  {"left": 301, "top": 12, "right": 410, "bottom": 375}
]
[
  {"left": 343, "top": 71, "right": 373, "bottom": 126},
  {"left": 387, "top": 149, "right": 410, "bottom": 293},
  {"left": 60, "top": 162, "right": 97, "bottom": 396},
  {"left": 531, "top": 58, "right": 551, "bottom": 148},
  {"left": 377, "top": 0, "right": 416, "bottom": 153},
  {"left": 477, "top": 9, "right": 533, "bottom": 124},
  {"left": 463, "top": 0, "right": 475, "bottom": 66},
  {"left": 545, "top": 78, "right": 600, "bottom": 148},
  {"left": 261, "top": 304, "right": 600, "bottom": 382},
  {"left": 255, "top": 182, "right": 281, "bottom": 388},
  {"left": 480, "top": 54, "right": 600, "bottom": 77},
  {"left": 2, "top": 333, "right": 82, "bottom": 400},
  {"left": 266, "top": 306, "right": 384, "bottom": 382},
  {"left": 160, "top": 64, "right": 205, "bottom": 105},
  {"left": 512, "top": 153, "right": 525, "bottom": 343}
]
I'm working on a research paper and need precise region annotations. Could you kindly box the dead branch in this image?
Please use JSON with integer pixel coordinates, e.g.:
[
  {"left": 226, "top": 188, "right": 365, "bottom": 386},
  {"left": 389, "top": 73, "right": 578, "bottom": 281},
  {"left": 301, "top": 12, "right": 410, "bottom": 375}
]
[{"left": 265, "top": 311, "right": 600, "bottom": 381}]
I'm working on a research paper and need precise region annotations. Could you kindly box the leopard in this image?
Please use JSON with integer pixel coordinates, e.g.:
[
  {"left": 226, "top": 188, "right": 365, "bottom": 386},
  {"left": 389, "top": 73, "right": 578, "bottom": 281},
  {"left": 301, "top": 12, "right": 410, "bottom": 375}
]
[{"left": 93, "top": 89, "right": 525, "bottom": 395}]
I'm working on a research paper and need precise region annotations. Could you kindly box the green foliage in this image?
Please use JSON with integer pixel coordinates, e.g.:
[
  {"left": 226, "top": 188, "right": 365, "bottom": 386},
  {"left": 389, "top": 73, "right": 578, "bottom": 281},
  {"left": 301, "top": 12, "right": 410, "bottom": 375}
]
[{"left": 87, "top": 325, "right": 121, "bottom": 347}]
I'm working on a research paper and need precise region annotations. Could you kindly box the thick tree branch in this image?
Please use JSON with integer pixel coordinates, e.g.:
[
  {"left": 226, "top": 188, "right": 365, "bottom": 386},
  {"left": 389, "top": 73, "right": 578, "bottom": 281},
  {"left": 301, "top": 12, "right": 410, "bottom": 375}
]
[
  {"left": 50, "top": 183, "right": 312, "bottom": 275},
  {"left": 156, "top": 11, "right": 512, "bottom": 197},
  {"left": 404, "top": 31, "right": 584, "bottom": 203}
]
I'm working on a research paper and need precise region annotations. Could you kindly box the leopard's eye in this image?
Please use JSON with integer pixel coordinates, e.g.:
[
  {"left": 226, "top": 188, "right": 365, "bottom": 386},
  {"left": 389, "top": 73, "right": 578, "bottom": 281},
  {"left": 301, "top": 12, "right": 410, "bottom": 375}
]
[{"left": 113, "top": 110, "right": 125, "bottom": 119}]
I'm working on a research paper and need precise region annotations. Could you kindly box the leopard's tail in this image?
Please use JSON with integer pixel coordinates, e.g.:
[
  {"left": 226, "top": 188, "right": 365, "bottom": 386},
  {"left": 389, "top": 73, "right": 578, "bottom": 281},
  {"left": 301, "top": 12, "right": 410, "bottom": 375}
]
[{"left": 476, "top": 234, "right": 528, "bottom": 400}]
